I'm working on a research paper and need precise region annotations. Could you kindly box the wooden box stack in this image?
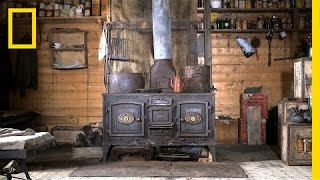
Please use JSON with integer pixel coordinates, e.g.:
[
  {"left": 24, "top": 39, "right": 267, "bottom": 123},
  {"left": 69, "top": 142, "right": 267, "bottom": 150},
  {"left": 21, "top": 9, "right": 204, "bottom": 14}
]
[
  {"left": 239, "top": 94, "right": 268, "bottom": 144},
  {"left": 278, "top": 100, "right": 311, "bottom": 165},
  {"left": 294, "top": 57, "right": 312, "bottom": 99}
]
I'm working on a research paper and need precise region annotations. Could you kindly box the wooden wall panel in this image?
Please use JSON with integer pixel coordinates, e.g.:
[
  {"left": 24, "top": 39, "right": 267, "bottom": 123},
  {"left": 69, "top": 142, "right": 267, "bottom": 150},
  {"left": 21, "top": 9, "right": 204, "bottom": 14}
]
[{"left": 212, "top": 32, "right": 296, "bottom": 119}]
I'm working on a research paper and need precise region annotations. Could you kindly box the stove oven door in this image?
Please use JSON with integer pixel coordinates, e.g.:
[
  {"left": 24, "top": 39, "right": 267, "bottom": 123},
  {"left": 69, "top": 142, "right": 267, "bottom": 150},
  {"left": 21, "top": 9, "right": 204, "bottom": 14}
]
[
  {"left": 108, "top": 102, "right": 144, "bottom": 136},
  {"left": 177, "top": 101, "right": 210, "bottom": 137}
]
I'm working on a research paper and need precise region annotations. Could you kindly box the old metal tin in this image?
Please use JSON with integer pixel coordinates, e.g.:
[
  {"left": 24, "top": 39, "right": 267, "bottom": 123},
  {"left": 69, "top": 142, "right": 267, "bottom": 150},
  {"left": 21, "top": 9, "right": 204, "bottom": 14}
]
[
  {"left": 46, "top": 10, "right": 53, "bottom": 17},
  {"left": 38, "top": 9, "right": 46, "bottom": 17},
  {"left": 183, "top": 66, "right": 211, "bottom": 93},
  {"left": 108, "top": 73, "right": 145, "bottom": 93},
  {"left": 91, "top": 4, "right": 100, "bottom": 16},
  {"left": 84, "top": 9, "right": 91, "bottom": 16}
]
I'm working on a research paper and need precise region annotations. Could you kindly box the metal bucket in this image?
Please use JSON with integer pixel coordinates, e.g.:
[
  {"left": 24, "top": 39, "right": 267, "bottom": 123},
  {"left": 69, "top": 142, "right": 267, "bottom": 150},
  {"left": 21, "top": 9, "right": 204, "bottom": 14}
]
[
  {"left": 108, "top": 73, "right": 145, "bottom": 93},
  {"left": 183, "top": 66, "right": 211, "bottom": 93}
]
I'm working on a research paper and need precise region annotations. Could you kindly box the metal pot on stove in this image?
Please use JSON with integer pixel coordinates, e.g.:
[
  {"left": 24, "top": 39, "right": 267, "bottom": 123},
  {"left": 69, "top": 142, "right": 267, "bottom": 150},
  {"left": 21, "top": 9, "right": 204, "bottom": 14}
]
[
  {"left": 183, "top": 66, "right": 211, "bottom": 93},
  {"left": 108, "top": 73, "right": 145, "bottom": 93}
]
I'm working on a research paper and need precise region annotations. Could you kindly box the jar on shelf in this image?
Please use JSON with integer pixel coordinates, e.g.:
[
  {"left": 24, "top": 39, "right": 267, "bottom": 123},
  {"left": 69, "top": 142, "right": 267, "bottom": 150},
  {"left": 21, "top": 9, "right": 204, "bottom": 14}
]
[
  {"left": 220, "top": 18, "right": 226, "bottom": 29},
  {"left": 38, "top": 9, "right": 46, "bottom": 17},
  {"left": 239, "top": 0, "right": 245, "bottom": 8},
  {"left": 271, "top": 15, "right": 280, "bottom": 30},
  {"left": 230, "top": 18, "right": 236, "bottom": 29},
  {"left": 264, "top": 17, "right": 271, "bottom": 29},
  {"left": 285, "top": 0, "right": 291, "bottom": 8},
  {"left": 272, "top": 0, "right": 279, "bottom": 8},
  {"left": 225, "top": 18, "right": 230, "bottom": 29},
  {"left": 257, "top": 15, "right": 264, "bottom": 29},
  {"left": 242, "top": 19, "right": 248, "bottom": 29},
  {"left": 299, "top": 16, "right": 305, "bottom": 30},
  {"left": 236, "top": 18, "right": 242, "bottom": 29},
  {"left": 305, "top": 0, "right": 311, "bottom": 8},
  {"left": 256, "top": 0, "right": 263, "bottom": 8},
  {"left": 230, "top": 0, "right": 235, "bottom": 8},
  {"left": 281, "top": 16, "right": 288, "bottom": 29},
  {"left": 245, "top": 0, "right": 251, "bottom": 8},
  {"left": 46, "top": 10, "right": 53, "bottom": 17},
  {"left": 198, "top": 18, "right": 204, "bottom": 30},
  {"left": 262, "top": 0, "right": 268, "bottom": 8},
  {"left": 290, "top": 0, "right": 295, "bottom": 7},
  {"left": 235, "top": 0, "right": 239, "bottom": 8},
  {"left": 216, "top": 18, "right": 221, "bottom": 29}
]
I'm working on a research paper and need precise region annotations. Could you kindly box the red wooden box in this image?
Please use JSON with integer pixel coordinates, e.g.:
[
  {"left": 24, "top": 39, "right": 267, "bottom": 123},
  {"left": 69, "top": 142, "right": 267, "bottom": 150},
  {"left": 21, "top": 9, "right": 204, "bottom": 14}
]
[
  {"left": 240, "top": 119, "right": 266, "bottom": 144},
  {"left": 240, "top": 93, "right": 268, "bottom": 120}
]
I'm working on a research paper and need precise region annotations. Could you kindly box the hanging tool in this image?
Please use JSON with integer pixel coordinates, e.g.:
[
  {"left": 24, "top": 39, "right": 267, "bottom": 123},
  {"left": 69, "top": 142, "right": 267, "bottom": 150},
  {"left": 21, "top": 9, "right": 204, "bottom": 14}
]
[
  {"left": 227, "top": 34, "right": 231, "bottom": 52},
  {"left": 266, "top": 30, "right": 274, "bottom": 67},
  {"left": 251, "top": 36, "right": 261, "bottom": 61}
]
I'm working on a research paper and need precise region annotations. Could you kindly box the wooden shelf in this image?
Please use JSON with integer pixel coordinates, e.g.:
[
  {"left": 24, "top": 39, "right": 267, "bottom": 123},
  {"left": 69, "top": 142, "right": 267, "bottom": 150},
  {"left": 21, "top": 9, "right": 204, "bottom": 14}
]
[
  {"left": 210, "top": 8, "right": 294, "bottom": 13},
  {"left": 51, "top": 48, "right": 86, "bottom": 51},
  {"left": 1, "top": 16, "right": 105, "bottom": 24},
  {"left": 297, "top": 8, "right": 312, "bottom": 12},
  {"left": 197, "top": 29, "right": 311, "bottom": 33}
]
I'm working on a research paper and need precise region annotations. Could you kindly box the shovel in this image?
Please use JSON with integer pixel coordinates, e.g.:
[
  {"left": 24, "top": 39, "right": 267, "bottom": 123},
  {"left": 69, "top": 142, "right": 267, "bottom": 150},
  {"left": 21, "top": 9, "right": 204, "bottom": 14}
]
[{"left": 266, "top": 30, "right": 274, "bottom": 67}]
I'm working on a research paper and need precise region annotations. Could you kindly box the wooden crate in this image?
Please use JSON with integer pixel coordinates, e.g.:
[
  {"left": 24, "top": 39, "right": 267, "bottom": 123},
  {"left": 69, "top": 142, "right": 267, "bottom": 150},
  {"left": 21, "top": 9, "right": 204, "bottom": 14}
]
[
  {"left": 281, "top": 123, "right": 311, "bottom": 165},
  {"left": 239, "top": 106, "right": 266, "bottom": 144},
  {"left": 240, "top": 93, "right": 268, "bottom": 120},
  {"left": 215, "top": 119, "right": 238, "bottom": 144},
  {"left": 294, "top": 57, "right": 312, "bottom": 99},
  {"left": 281, "top": 100, "right": 308, "bottom": 124}
]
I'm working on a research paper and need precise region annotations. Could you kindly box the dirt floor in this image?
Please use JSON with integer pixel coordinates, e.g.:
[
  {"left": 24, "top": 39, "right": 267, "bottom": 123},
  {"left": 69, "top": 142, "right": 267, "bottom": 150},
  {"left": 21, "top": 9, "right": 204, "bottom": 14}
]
[{"left": 0, "top": 144, "right": 311, "bottom": 180}]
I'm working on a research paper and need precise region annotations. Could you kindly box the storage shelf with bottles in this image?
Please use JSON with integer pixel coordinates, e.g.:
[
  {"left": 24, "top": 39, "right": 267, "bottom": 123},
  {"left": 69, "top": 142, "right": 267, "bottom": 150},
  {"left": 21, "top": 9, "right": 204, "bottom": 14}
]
[
  {"left": 197, "top": 0, "right": 312, "bottom": 33},
  {"left": 48, "top": 28, "right": 88, "bottom": 70},
  {"left": 4, "top": 0, "right": 103, "bottom": 18}
]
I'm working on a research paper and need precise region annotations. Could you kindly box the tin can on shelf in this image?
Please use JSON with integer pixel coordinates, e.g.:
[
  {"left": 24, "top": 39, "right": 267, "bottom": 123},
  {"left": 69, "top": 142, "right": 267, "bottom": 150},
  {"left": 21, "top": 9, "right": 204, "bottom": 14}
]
[
  {"left": 256, "top": 0, "right": 262, "bottom": 8},
  {"left": 92, "top": 4, "right": 100, "bottom": 16},
  {"left": 242, "top": 19, "right": 247, "bottom": 29},
  {"left": 239, "top": 0, "right": 245, "bottom": 8},
  {"left": 257, "top": 15, "right": 264, "bottom": 29},
  {"left": 245, "top": 0, "right": 252, "bottom": 8},
  {"left": 299, "top": 16, "right": 305, "bottom": 30},
  {"left": 54, "top": 10, "right": 60, "bottom": 17},
  {"left": 236, "top": 18, "right": 242, "bottom": 29},
  {"left": 235, "top": 0, "right": 239, "bottom": 8},
  {"left": 38, "top": 9, "right": 46, "bottom": 17},
  {"left": 84, "top": 9, "right": 91, "bottom": 16},
  {"left": 305, "top": 0, "right": 311, "bottom": 8},
  {"left": 262, "top": 0, "right": 268, "bottom": 8},
  {"left": 54, "top": 3, "right": 59, "bottom": 10},
  {"left": 46, "top": 10, "right": 53, "bottom": 17}
]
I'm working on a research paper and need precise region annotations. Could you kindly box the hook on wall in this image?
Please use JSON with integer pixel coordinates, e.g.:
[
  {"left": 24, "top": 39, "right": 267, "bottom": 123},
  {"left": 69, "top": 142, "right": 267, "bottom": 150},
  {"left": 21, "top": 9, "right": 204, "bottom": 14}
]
[
  {"left": 227, "top": 34, "right": 231, "bottom": 52},
  {"left": 216, "top": 35, "right": 220, "bottom": 45}
]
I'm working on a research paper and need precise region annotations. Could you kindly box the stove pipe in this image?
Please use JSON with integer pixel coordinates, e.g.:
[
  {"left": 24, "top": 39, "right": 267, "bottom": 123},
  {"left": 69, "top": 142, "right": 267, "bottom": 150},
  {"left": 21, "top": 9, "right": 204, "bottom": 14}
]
[{"left": 150, "top": 0, "right": 176, "bottom": 92}]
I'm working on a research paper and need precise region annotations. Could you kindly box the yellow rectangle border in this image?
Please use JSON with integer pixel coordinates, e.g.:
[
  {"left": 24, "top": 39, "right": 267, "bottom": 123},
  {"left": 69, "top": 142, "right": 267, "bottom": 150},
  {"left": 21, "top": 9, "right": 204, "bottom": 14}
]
[
  {"left": 8, "top": 8, "right": 36, "bottom": 49},
  {"left": 312, "top": 0, "right": 320, "bottom": 179}
]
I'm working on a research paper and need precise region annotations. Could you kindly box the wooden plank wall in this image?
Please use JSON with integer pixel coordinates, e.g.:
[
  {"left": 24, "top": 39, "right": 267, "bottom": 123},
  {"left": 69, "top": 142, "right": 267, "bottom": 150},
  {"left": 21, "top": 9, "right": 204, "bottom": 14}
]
[
  {"left": 10, "top": 22, "right": 105, "bottom": 130},
  {"left": 212, "top": 32, "right": 309, "bottom": 118},
  {"left": 9, "top": 1, "right": 310, "bottom": 131}
]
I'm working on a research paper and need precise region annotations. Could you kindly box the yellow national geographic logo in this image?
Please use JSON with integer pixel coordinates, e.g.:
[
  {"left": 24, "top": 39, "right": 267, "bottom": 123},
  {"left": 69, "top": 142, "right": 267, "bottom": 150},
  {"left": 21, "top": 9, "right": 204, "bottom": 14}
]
[{"left": 8, "top": 8, "right": 37, "bottom": 49}]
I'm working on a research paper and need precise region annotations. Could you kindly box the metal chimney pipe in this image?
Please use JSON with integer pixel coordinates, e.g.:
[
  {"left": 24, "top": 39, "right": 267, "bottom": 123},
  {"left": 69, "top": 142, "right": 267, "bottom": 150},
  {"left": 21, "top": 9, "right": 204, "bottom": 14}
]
[{"left": 152, "top": 0, "right": 172, "bottom": 60}]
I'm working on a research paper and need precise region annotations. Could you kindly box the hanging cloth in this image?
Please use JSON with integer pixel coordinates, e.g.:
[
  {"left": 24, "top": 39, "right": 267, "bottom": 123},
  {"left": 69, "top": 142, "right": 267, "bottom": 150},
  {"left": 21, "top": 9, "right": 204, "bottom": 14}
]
[
  {"left": 15, "top": 34, "right": 38, "bottom": 97},
  {"left": 98, "top": 27, "right": 109, "bottom": 61}
]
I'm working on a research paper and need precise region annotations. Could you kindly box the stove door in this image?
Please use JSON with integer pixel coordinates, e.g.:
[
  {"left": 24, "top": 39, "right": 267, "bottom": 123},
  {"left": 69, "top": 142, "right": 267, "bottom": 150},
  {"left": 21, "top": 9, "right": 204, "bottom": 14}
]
[
  {"left": 177, "top": 101, "right": 210, "bottom": 137},
  {"left": 109, "top": 102, "right": 144, "bottom": 136}
]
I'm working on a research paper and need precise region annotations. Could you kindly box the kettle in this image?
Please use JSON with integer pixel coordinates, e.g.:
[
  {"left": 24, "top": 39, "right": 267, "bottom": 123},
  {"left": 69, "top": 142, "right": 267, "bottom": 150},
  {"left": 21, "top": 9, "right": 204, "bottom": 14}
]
[
  {"left": 236, "top": 36, "right": 256, "bottom": 58},
  {"left": 170, "top": 75, "right": 185, "bottom": 93}
]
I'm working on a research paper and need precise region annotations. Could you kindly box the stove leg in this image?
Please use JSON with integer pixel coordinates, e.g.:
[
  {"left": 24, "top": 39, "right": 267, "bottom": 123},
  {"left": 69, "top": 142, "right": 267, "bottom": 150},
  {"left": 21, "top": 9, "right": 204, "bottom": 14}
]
[
  {"left": 103, "top": 145, "right": 111, "bottom": 162},
  {"left": 208, "top": 146, "right": 216, "bottom": 162}
]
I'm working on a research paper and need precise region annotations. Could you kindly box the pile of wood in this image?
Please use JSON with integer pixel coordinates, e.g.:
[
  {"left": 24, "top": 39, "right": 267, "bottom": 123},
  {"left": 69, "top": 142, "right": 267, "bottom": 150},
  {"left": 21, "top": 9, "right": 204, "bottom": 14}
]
[{"left": 73, "top": 124, "right": 102, "bottom": 147}]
